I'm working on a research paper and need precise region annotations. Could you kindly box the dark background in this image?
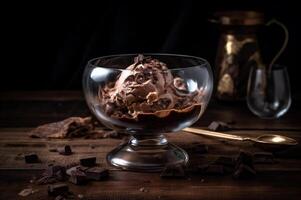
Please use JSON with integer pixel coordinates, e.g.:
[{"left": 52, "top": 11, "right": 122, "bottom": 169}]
[{"left": 1, "top": 1, "right": 300, "bottom": 96}]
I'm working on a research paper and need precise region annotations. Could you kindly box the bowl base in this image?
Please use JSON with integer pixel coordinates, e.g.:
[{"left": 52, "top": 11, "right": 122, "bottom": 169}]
[{"left": 107, "top": 135, "right": 189, "bottom": 172}]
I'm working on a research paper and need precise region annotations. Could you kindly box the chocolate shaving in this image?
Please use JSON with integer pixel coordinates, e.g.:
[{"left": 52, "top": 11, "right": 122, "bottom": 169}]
[{"left": 29, "top": 117, "right": 93, "bottom": 139}]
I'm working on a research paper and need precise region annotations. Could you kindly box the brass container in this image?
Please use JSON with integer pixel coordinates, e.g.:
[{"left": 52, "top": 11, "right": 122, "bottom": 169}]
[{"left": 213, "top": 11, "right": 265, "bottom": 101}]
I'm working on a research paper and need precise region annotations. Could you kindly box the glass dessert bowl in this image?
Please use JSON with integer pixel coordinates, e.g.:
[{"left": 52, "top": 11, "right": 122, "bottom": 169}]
[{"left": 83, "top": 54, "right": 213, "bottom": 171}]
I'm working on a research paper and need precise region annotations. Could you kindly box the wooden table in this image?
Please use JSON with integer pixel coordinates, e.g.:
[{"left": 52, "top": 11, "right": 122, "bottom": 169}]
[{"left": 0, "top": 91, "right": 301, "bottom": 200}]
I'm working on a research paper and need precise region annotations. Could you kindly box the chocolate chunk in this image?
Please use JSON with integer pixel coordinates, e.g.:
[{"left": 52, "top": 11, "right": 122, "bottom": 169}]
[
  {"left": 86, "top": 167, "right": 109, "bottom": 181},
  {"left": 57, "top": 145, "right": 72, "bottom": 155},
  {"left": 135, "top": 54, "right": 145, "bottom": 64},
  {"left": 36, "top": 164, "right": 67, "bottom": 184},
  {"left": 46, "top": 164, "right": 66, "bottom": 177},
  {"left": 208, "top": 121, "right": 231, "bottom": 131},
  {"left": 160, "top": 164, "right": 186, "bottom": 178},
  {"left": 69, "top": 170, "right": 87, "bottom": 185},
  {"left": 253, "top": 152, "right": 275, "bottom": 164},
  {"left": 80, "top": 157, "right": 96, "bottom": 167},
  {"left": 48, "top": 183, "right": 69, "bottom": 196},
  {"left": 66, "top": 166, "right": 80, "bottom": 176},
  {"left": 233, "top": 164, "right": 256, "bottom": 179},
  {"left": 24, "top": 153, "right": 39, "bottom": 163}
]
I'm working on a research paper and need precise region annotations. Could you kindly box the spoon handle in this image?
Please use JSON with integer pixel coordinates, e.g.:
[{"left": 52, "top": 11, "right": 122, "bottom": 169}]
[{"left": 183, "top": 127, "right": 245, "bottom": 141}]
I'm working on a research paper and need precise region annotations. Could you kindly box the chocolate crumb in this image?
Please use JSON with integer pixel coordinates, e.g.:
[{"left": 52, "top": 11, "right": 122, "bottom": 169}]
[
  {"left": 139, "top": 187, "right": 149, "bottom": 192},
  {"left": 57, "top": 145, "right": 72, "bottom": 155},
  {"left": 18, "top": 188, "right": 37, "bottom": 197}
]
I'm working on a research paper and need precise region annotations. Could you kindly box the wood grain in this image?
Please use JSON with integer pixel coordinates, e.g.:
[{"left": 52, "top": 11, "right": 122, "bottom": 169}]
[{"left": 0, "top": 91, "right": 300, "bottom": 200}]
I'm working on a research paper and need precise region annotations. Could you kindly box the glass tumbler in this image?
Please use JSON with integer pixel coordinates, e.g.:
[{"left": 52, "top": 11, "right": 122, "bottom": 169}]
[{"left": 247, "top": 64, "right": 291, "bottom": 119}]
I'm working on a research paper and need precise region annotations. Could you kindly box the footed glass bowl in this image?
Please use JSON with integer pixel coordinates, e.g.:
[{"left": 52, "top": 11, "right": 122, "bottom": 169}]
[{"left": 83, "top": 54, "right": 213, "bottom": 171}]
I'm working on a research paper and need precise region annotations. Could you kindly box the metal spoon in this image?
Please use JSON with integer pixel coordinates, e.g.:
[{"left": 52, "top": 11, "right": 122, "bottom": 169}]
[{"left": 183, "top": 127, "right": 298, "bottom": 151}]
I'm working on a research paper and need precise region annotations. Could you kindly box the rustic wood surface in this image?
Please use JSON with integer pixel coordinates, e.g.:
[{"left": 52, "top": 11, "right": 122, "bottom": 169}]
[{"left": 0, "top": 91, "right": 300, "bottom": 200}]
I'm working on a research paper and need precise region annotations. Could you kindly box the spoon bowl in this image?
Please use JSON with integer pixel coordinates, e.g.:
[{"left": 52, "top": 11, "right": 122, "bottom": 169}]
[{"left": 251, "top": 134, "right": 298, "bottom": 151}]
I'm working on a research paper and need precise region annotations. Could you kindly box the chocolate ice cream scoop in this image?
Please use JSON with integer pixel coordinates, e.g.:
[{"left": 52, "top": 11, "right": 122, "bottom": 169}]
[{"left": 99, "top": 54, "right": 203, "bottom": 120}]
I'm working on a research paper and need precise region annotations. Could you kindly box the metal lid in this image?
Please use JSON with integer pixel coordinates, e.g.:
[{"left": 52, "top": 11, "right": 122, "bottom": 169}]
[{"left": 214, "top": 11, "right": 265, "bottom": 26}]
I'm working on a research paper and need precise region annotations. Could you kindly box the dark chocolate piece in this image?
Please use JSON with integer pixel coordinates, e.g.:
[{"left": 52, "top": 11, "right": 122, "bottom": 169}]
[
  {"left": 160, "top": 164, "right": 186, "bottom": 178},
  {"left": 48, "top": 183, "right": 69, "bottom": 196},
  {"left": 86, "top": 167, "right": 109, "bottom": 181},
  {"left": 57, "top": 145, "right": 72, "bottom": 155},
  {"left": 66, "top": 166, "right": 79, "bottom": 176},
  {"left": 80, "top": 157, "right": 96, "bottom": 167},
  {"left": 24, "top": 153, "right": 39, "bottom": 163},
  {"left": 69, "top": 170, "right": 87, "bottom": 185},
  {"left": 208, "top": 121, "right": 231, "bottom": 131},
  {"left": 46, "top": 164, "right": 66, "bottom": 177},
  {"left": 37, "top": 164, "right": 67, "bottom": 184}
]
